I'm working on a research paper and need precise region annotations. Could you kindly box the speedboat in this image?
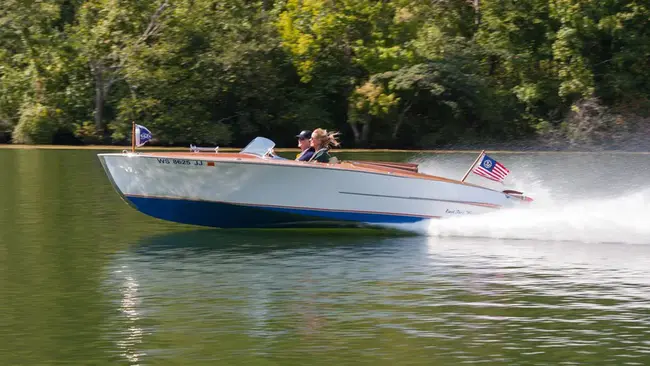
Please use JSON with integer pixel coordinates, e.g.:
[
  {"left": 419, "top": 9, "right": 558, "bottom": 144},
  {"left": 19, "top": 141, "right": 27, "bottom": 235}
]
[{"left": 97, "top": 137, "right": 533, "bottom": 229}]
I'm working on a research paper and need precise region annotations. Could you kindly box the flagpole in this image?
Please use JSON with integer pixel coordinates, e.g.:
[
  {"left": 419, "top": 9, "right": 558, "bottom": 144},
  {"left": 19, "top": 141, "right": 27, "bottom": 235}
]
[
  {"left": 131, "top": 121, "right": 136, "bottom": 153},
  {"left": 461, "top": 149, "right": 485, "bottom": 183}
]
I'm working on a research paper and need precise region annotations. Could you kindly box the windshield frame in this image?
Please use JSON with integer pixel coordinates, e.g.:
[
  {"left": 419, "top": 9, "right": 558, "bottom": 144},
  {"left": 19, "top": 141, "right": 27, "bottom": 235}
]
[{"left": 239, "top": 137, "right": 276, "bottom": 158}]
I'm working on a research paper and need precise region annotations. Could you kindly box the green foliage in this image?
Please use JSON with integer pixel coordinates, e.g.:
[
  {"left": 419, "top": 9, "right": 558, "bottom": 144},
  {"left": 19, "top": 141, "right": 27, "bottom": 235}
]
[
  {"left": 73, "top": 121, "right": 103, "bottom": 144},
  {"left": 12, "top": 103, "right": 62, "bottom": 144},
  {"left": 0, "top": 0, "right": 647, "bottom": 147},
  {"left": 0, "top": 64, "right": 29, "bottom": 132},
  {"left": 351, "top": 82, "right": 400, "bottom": 118}
]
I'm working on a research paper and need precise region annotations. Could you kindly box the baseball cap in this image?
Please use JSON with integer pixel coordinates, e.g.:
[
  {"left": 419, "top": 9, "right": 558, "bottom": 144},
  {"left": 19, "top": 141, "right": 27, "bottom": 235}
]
[{"left": 295, "top": 130, "right": 312, "bottom": 140}]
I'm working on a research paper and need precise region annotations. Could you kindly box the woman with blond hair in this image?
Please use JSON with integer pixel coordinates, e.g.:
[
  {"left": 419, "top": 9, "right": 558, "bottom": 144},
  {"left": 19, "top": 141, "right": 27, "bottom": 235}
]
[{"left": 308, "top": 128, "right": 340, "bottom": 163}]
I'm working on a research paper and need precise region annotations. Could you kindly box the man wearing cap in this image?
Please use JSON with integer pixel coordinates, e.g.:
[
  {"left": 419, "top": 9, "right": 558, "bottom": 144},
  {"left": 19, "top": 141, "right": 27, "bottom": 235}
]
[{"left": 295, "top": 130, "right": 315, "bottom": 161}]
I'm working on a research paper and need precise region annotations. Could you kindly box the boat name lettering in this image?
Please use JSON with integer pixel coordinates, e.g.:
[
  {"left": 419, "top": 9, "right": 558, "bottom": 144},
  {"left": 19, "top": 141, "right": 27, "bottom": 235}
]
[
  {"left": 445, "top": 209, "right": 472, "bottom": 215},
  {"left": 156, "top": 158, "right": 204, "bottom": 166}
]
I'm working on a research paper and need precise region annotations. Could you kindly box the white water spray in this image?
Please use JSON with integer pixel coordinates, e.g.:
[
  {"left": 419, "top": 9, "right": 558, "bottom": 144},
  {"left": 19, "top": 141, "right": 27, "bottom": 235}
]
[
  {"left": 421, "top": 185, "right": 650, "bottom": 245},
  {"left": 403, "top": 154, "right": 650, "bottom": 244}
]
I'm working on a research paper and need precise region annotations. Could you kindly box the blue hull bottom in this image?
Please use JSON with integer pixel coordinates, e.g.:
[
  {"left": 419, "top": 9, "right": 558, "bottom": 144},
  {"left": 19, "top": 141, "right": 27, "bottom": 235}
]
[{"left": 125, "top": 196, "right": 428, "bottom": 229}]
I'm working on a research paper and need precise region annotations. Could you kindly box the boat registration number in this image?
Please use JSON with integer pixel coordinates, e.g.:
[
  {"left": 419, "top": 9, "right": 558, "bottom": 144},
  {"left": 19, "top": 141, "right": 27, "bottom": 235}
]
[{"left": 156, "top": 158, "right": 205, "bottom": 166}]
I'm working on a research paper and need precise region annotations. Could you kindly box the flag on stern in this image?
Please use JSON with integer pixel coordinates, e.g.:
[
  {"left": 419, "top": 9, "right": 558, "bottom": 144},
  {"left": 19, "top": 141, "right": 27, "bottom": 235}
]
[
  {"left": 472, "top": 153, "right": 510, "bottom": 182},
  {"left": 135, "top": 124, "right": 153, "bottom": 147}
]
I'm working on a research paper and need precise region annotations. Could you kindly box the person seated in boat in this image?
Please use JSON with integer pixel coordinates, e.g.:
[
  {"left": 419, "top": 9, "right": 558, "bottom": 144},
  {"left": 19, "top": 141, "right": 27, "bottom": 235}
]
[
  {"left": 308, "top": 128, "right": 340, "bottom": 163},
  {"left": 266, "top": 130, "right": 314, "bottom": 160},
  {"left": 295, "top": 130, "right": 315, "bottom": 161}
]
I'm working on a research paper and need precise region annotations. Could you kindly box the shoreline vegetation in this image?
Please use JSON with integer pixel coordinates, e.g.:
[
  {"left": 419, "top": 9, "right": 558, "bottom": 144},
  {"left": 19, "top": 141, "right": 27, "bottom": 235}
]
[
  {"left": 3, "top": 144, "right": 650, "bottom": 155},
  {"left": 1, "top": 1, "right": 648, "bottom": 150}
]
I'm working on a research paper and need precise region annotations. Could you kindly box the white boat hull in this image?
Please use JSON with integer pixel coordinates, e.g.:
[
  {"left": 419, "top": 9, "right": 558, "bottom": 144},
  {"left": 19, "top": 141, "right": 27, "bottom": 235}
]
[{"left": 98, "top": 152, "right": 525, "bottom": 229}]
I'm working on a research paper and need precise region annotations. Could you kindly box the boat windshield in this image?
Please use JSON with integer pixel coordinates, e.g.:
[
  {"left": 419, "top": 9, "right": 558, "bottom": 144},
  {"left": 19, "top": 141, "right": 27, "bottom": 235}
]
[{"left": 240, "top": 137, "right": 276, "bottom": 157}]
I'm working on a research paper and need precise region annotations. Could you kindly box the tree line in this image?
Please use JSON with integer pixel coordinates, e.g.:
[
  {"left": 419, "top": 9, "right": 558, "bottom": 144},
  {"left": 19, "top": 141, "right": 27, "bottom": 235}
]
[{"left": 1, "top": 0, "right": 648, "bottom": 149}]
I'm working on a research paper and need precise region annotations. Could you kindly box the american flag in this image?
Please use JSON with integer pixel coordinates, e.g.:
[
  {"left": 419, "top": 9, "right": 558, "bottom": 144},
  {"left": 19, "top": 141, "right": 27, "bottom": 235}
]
[{"left": 472, "top": 154, "right": 509, "bottom": 182}]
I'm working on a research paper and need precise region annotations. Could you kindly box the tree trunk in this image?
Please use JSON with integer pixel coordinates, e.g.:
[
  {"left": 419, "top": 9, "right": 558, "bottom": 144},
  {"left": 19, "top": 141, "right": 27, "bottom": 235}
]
[
  {"left": 392, "top": 102, "right": 412, "bottom": 139},
  {"left": 349, "top": 118, "right": 370, "bottom": 146},
  {"left": 361, "top": 122, "right": 370, "bottom": 144},
  {"left": 350, "top": 122, "right": 361, "bottom": 144},
  {"left": 488, "top": 55, "right": 498, "bottom": 76},
  {"left": 93, "top": 63, "right": 105, "bottom": 133}
]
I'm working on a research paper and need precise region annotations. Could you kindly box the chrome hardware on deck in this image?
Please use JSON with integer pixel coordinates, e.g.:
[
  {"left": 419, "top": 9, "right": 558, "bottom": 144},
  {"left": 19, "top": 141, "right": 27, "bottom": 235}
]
[{"left": 190, "top": 145, "right": 219, "bottom": 153}]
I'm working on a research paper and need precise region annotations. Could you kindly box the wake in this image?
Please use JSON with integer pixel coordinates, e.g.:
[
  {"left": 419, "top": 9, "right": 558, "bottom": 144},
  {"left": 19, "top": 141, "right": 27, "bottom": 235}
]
[
  {"left": 421, "top": 188, "right": 650, "bottom": 245},
  {"left": 393, "top": 155, "right": 650, "bottom": 245}
]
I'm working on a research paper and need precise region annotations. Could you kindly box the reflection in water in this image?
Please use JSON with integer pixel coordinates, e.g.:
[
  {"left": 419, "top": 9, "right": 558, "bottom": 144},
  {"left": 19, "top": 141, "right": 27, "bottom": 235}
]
[
  {"left": 134, "top": 228, "right": 408, "bottom": 253},
  {"left": 115, "top": 265, "right": 144, "bottom": 365},
  {"left": 100, "top": 230, "right": 650, "bottom": 364}
]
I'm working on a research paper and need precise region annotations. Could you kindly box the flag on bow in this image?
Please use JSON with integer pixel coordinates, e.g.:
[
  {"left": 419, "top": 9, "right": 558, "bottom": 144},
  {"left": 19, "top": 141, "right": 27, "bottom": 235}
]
[
  {"left": 472, "top": 153, "right": 509, "bottom": 182},
  {"left": 135, "top": 124, "right": 152, "bottom": 147}
]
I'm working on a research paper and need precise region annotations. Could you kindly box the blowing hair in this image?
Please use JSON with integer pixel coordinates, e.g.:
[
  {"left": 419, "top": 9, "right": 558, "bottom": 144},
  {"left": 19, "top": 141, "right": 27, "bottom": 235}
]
[{"left": 312, "top": 128, "right": 341, "bottom": 149}]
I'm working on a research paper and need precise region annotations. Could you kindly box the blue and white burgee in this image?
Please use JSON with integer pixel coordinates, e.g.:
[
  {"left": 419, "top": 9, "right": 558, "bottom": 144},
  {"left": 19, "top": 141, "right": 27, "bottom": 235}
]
[{"left": 135, "top": 124, "right": 153, "bottom": 147}]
